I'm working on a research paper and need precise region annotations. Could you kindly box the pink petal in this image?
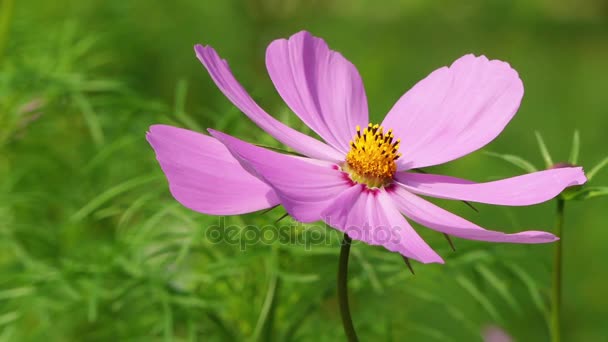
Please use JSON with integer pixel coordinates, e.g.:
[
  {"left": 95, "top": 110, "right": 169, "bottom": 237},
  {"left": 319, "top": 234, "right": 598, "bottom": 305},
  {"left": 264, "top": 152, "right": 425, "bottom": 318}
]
[
  {"left": 321, "top": 185, "right": 444, "bottom": 264},
  {"left": 388, "top": 185, "right": 558, "bottom": 243},
  {"left": 194, "top": 45, "right": 344, "bottom": 162},
  {"left": 266, "top": 31, "right": 369, "bottom": 153},
  {"left": 482, "top": 326, "right": 513, "bottom": 342},
  {"left": 146, "top": 125, "right": 279, "bottom": 215},
  {"left": 382, "top": 54, "right": 524, "bottom": 169},
  {"left": 396, "top": 167, "right": 586, "bottom": 206},
  {"left": 209, "top": 129, "right": 352, "bottom": 223}
]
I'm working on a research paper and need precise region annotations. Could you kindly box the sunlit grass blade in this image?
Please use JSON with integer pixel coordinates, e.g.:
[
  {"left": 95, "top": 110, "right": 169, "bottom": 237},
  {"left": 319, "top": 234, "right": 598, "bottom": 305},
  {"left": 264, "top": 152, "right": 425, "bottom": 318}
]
[
  {"left": 483, "top": 151, "right": 538, "bottom": 173},
  {"left": 569, "top": 130, "right": 580, "bottom": 165},
  {"left": 117, "top": 189, "right": 164, "bottom": 228},
  {"left": 456, "top": 274, "right": 503, "bottom": 323},
  {"left": 277, "top": 271, "right": 320, "bottom": 283},
  {"left": 475, "top": 264, "right": 521, "bottom": 314},
  {"left": 352, "top": 248, "right": 383, "bottom": 293},
  {"left": 0, "top": 286, "right": 34, "bottom": 300},
  {"left": 535, "top": 131, "right": 554, "bottom": 168},
  {"left": 406, "top": 287, "right": 478, "bottom": 335},
  {"left": 0, "top": 312, "right": 19, "bottom": 327},
  {"left": 80, "top": 79, "right": 123, "bottom": 92},
  {"left": 0, "top": 325, "right": 15, "bottom": 341},
  {"left": 587, "top": 156, "right": 608, "bottom": 181},
  {"left": 73, "top": 93, "right": 105, "bottom": 147},
  {"left": 71, "top": 174, "right": 160, "bottom": 221},
  {"left": 506, "top": 263, "right": 550, "bottom": 332},
  {"left": 252, "top": 252, "right": 280, "bottom": 341},
  {"left": 567, "top": 186, "right": 608, "bottom": 200},
  {"left": 449, "top": 249, "right": 494, "bottom": 266},
  {"left": 281, "top": 285, "right": 334, "bottom": 341},
  {"left": 173, "top": 79, "right": 202, "bottom": 131},
  {"left": 162, "top": 295, "right": 174, "bottom": 342},
  {"left": 83, "top": 136, "right": 136, "bottom": 173},
  {"left": 409, "top": 324, "right": 455, "bottom": 342}
]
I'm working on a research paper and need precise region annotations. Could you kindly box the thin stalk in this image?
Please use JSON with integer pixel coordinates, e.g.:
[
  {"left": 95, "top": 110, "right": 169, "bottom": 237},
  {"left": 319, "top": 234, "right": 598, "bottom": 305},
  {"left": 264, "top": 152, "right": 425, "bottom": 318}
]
[
  {"left": 251, "top": 251, "right": 279, "bottom": 342},
  {"left": 550, "top": 199, "right": 565, "bottom": 342},
  {"left": 338, "top": 233, "right": 359, "bottom": 342}
]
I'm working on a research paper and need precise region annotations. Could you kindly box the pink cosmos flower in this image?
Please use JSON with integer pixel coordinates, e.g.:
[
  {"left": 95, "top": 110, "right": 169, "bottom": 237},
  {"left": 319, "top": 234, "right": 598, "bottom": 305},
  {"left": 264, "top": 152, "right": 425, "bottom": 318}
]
[{"left": 147, "top": 31, "right": 586, "bottom": 264}]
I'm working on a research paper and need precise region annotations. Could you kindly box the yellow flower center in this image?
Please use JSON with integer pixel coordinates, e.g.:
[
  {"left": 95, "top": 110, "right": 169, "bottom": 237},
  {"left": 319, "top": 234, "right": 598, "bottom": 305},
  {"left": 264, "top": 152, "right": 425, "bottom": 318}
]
[{"left": 344, "top": 123, "right": 401, "bottom": 188}]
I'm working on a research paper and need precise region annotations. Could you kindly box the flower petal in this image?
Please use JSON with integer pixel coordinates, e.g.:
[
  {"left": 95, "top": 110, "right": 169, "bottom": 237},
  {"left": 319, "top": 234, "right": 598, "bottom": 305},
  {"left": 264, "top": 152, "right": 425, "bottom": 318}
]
[
  {"left": 321, "top": 185, "right": 444, "bottom": 264},
  {"left": 388, "top": 185, "right": 558, "bottom": 243},
  {"left": 482, "top": 326, "right": 513, "bottom": 342},
  {"left": 382, "top": 54, "right": 524, "bottom": 169},
  {"left": 146, "top": 125, "right": 279, "bottom": 215},
  {"left": 396, "top": 167, "right": 586, "bottom": 206},
  {"left": 209, "top": 129, "right": 352, "bottom": 223},
  {"left": 266, "top": 31, "right": 369, "bottom": 153},
  {"left": 194, "top": 44, "right": 344, "bottom": 162}
]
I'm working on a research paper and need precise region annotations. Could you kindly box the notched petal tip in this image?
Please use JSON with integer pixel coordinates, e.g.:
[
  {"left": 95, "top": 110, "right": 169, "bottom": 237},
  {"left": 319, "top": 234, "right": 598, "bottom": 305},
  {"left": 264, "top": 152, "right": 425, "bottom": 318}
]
[
  {"left": 193, "top": 43, "right": 210, "bottom": 55},
  {"left": 572, "top": 166, "right": 588, "bottom": 186},
  {"left": 193, "top": 44, "right": 211, "bottom": 61}
]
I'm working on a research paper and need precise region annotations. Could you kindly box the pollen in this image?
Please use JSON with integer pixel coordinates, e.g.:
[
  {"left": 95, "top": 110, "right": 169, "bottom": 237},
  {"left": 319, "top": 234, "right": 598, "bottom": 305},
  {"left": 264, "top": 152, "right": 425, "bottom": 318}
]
[{"left": 344, "top": 123, "right": 401, "bottom": 188}]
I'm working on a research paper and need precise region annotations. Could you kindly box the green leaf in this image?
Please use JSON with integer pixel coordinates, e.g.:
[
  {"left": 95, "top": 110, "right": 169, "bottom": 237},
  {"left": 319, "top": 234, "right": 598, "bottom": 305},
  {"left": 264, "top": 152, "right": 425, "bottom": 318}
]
[
  {"left": 535, "top": 131, "right": 554, "bottom": 168},
  {"left": 569, "top": 130, "right": 580, "bottom": 165},
  {"left": 475, "top": 264, "right": 521, "bottom": 314},
  {"left": 587, "top": 156, "right": 608, "bottom": 181},
  {"left": 484, "top": 151, "right": 538, "bottom": 173},
  {"left": 162, "top": 295, "right": 174, "bottom": 342},
  {"left": 449, "top": 250, "right": 494, "bottom": 266},
  {"left": 83, "top": 136, "right": 136, "bottom": 173},
  {"left": 0, "top": 286, "right": 34, "bottom": 300},
  {"left": 70, "top": 174, "right": 160, "bottom": 221},
  {"left": 352, "top": 248, "right": 383, "bottom": 293},
  {"left": 456, "top": 275, "right": 503, "bottom": 323},
  {"left": 409, "top": 324, "right": 455, "bottom": 341},
  {"left": 73, "top": 93, "right": 104, "bottom": 147},
  {"left": 251, "top": 256, "right": 280, "bottom": 342},
  {"left": 566, "top": 186, "right": 608, "bottom": 201},
  {"left": 277, "top": 271, "right": 320, "bottom": 283},
  {"left": 173, "top": 79, "right": 202, "bottom": 131},
  {"left": 0, "top": 312, "right": 19, "bottom": 327},
  {"left": 281, "top": 284, "right": 334, "bottom": 342},
  {"left": 444, "top": 305, "right": 480, "bottom": 336},
  {"left": 505, "top": 264, "right": 548, "bottom": 317}
]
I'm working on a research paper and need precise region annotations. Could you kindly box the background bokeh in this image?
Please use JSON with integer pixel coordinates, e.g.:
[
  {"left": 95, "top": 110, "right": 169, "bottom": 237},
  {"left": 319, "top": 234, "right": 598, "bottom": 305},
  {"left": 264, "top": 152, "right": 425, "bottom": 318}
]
[{"left": 1, "top": 0, "right": 607, "bottom": 341}]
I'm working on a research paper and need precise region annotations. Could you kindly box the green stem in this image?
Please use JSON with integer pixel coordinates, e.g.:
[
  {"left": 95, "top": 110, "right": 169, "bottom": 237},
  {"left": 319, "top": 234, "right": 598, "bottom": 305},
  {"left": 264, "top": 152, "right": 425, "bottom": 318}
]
[
  {"left": 338, "top": 233, "right": 359, "bottom": 342},
  {"left": 550, "top": 199, "right": 565, "bottom": 342},
  {"left": 252, "top": 250, "right": 279, "bottom": 341}
]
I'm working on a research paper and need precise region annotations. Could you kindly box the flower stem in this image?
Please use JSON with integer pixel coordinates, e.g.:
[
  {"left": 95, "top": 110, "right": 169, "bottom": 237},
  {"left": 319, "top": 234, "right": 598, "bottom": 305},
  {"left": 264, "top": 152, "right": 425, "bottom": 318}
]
[
  {"left": 338, "top": 233, "right": 359, "bottom": 342},
  {"left": 550, "top": 198, "right": 565, "bottom": 342}
]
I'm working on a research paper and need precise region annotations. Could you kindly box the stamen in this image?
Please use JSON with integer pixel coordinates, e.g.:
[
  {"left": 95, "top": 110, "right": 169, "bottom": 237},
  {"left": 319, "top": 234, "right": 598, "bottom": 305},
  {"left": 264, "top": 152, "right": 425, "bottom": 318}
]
[{"left": 344, "top": 123, "right": 402, "bottom": 188}]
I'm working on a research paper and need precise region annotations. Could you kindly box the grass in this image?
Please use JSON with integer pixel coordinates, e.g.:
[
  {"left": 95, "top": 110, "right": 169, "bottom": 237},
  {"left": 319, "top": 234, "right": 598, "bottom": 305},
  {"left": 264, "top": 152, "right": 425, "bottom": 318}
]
[{"left": 1, "top": 0, "right": 607, "bottom": 341}]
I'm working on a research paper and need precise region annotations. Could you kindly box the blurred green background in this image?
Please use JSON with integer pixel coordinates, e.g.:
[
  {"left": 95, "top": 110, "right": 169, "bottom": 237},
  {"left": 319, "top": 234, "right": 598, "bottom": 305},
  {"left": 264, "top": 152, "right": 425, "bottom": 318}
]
[{"left": 1, "top": 0, "right": 607, "bottom": 341}]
